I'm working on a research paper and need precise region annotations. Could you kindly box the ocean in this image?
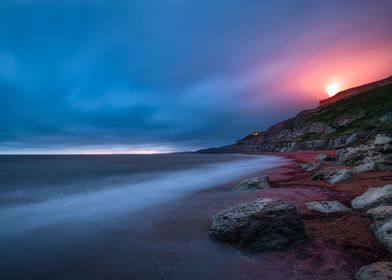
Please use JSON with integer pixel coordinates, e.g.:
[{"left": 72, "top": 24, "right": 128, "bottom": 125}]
[{"left": 0, "top": 153, "right": 285, "bottom": 279}]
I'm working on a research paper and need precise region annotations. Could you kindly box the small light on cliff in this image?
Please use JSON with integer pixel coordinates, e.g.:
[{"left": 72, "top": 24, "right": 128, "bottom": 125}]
[
  {"left": 325, "top": 82, "right": 340, "bottom": 97},
  {"left": 252, "top": 131, "right": 259, "bottom": 136}
]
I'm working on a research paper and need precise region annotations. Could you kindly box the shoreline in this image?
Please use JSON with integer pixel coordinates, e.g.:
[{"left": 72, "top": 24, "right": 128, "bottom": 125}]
[
  {"left": 120, "top": 150, "right": 391, "bottom": 280},
  {"left": 2, "top": 151, "right": 391, "bottom": 280}
]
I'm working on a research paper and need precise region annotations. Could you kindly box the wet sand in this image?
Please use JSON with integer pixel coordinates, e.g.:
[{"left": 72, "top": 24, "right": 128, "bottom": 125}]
[
  {"left": 4, "top": 151, "right": 391, "bottom": 279},
  {"left": 139, "top": 151, "right": 391, "bottom": 280}
]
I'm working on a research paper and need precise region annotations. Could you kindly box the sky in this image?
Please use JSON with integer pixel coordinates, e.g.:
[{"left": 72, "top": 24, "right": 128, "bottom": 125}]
[{"left": 0, "top": 0, "right": 391, "bottom": 154}]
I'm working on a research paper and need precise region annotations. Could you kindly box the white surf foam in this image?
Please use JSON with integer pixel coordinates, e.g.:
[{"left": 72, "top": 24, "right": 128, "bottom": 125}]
[{"left": 0, "top": 155, "right": 286, "bottom": 238}]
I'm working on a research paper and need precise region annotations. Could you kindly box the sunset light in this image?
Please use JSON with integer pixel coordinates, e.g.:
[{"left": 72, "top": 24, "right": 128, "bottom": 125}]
[
  {"left": 2, "top": 1, "right": 392, "bottom": 279},
  {"left": 325, "top": 82, "right": 341, "bottom": 97},
  {"left": 80, "top": 149, "right": 166, "bottom": 155}
]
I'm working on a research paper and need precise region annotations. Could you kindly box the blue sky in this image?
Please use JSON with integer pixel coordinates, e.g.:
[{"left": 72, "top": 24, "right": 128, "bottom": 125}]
[{"left": 1, "top": 0, "right": 391, "bottom": 153}]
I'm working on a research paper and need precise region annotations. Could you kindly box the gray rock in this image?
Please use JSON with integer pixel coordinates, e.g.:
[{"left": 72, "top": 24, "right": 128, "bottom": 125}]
[
  {"left": 231, "top": 176, "right": 271, "bottom": 192},
  {"left": 345, "top": 154, "right": 366, "bottom": 166},
  {"left": 361, "top": 154, "right": 382, "bottom": 165},
  {"left": 338, "top": 145, "right": 371, "bottom": 166},
  {"left": 336, "top": 132, "right": 363, "bottom": 147},
  {"left": 367, "top": 206, "right": 392, "bottom": 252},
  {"left": 367, "top": 206, "right": 392, "bottom": 229},
  {"left": 374, "top": 134, "right": 392, "bottom": 145},
  {"left": 209, "top": 198, "right": 306, "bottom": 252},
  {"left": 315, "top": 153, "right": 336, "bottom": 161},
  {"left": 265, "top": 121, "right": 335, "bottom": 143},
  {"left": 351, "top": 185, "right": 392, "bottom": 211},
  {"left": 374, "top": 222, "right": 392, "bottom": 254},
  {"left": 332, "top": 111, "right": 365, "bottom": 127},
  {"left": 325, "top": 169, "right": 354, "bottom": 184},
  {"left": 353, "top": 161, "right": 378, "bottom": 174},
  {"left": 336, "top": 148, "right": 347, "bottom": 161},
  {"left": 298, "top": 162, "right": 320, "bottom": 172},
  {"left": 306, "top": 201, "right": 351, "bottom": 213},
  {"left": 355, "top": 262, "right": 392, "bottom": 280}
]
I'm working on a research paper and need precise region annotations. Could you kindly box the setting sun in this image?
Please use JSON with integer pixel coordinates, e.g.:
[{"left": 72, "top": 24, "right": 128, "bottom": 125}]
[{"left": 325, "top": 82, "right": 341, "bottom": 97}]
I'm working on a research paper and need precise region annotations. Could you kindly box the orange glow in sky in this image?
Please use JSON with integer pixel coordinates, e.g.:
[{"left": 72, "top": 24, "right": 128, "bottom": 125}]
[
  {"left": 286, "top": 45, "right": 392, "bottom": 101},
  {"left": 250, "top": 40, "right": 392, "bottom": 110}
]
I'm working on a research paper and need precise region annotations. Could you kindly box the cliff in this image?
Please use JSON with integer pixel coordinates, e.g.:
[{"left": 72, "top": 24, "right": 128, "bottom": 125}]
[
  {"left": 319, "top": 75, "right": 392, "bottom": 106},
  {"left": 199, "top": 75, "right": 392, "bottom": 153}
]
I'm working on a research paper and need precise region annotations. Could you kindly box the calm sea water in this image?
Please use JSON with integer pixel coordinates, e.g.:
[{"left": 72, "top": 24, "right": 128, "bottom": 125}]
[{"left": 0, "top": 153, "right": 285, "bottom": 279}]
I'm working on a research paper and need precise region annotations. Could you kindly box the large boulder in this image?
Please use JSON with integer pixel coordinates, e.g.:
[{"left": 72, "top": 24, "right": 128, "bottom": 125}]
[
  {"left": 351, "top": 185, "right": 392, "bottom": 211},
  {"left": 209, "top": 198, "right": 306, "bottom": 252},
  {"left": 355, "top": 262, "right": 392, "bottom": 280},
  {"left": 231, "top": 176, "right": 271, "bottom": 192},
  {"left": 325, "top": 169, "right": 354, "bottom": 184},
  {"left": 306, "top": 201, "right": 351, "bottom": 213}
]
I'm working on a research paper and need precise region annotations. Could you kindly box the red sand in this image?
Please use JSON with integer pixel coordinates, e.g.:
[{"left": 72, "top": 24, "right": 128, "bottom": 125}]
[{"left": 77, "top": 151, "right": 392, "bottom": 280}]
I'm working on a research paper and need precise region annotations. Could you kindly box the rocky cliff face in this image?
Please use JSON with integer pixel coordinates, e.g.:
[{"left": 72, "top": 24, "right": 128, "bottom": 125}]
[{"left": 200, "top": 76, "right": 392, "bottom": 153}]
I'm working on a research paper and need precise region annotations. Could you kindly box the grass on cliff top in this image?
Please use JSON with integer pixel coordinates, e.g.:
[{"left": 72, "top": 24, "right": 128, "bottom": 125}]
[{"left": 307, "top": 84, "right": 392, "bottom": 133}]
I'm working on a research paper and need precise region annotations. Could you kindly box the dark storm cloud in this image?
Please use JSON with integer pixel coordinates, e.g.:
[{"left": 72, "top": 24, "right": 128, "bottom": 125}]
[{"left": 1, "top": 0, "right": 392, "bottom": 153}]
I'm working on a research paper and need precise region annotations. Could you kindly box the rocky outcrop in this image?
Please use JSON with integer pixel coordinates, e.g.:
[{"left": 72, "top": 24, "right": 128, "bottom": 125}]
[
  {"left": 337, "top": 145, "right": 373, "bottom": 166},
  {"left": 300, "top": 153, "right": 356, "bottom": 184},
  {"left": 355, "top": 262, "right": 392, "bottom": 280},
  {"left": 231, "top": 176, "right": 271, "bottom": 192},
  {"left": 352, "top": 186, "right": 392, "bottom": 254},
  {"left": 336, "top": 138, "right": 392, "bottom": 173},
  {"left": 351, "top": 185, "right": 392, "bottom": 211},
  {"left": 331, "top": 111, "right": 365, "bottom": 128},
  {"left": 209, "top": 198, "right": 306, "bottom": 252},
  {"left": 305, "top": 201, "right": 351, "bottom": 213},
  {"left": 198, "top": 76, "right": 392, "bottom": 154}
]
